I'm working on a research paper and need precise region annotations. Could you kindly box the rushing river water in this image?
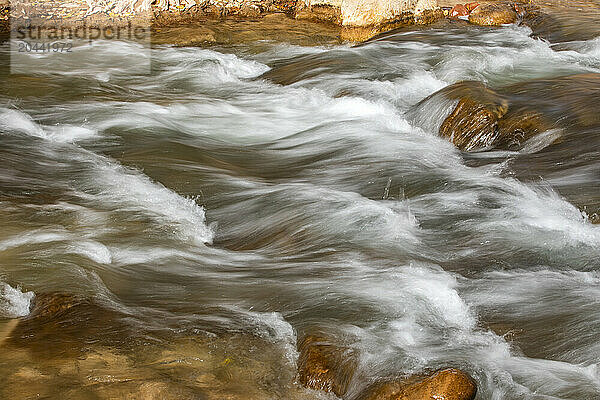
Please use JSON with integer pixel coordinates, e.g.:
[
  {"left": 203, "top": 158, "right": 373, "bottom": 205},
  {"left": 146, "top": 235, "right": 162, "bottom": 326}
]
[{"left": 1, "top": 13, "right": 600, "bottom": 400}]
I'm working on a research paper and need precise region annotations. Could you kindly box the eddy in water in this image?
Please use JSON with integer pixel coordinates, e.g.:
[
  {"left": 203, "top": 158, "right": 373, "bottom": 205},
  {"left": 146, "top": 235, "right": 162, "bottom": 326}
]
[{"left": 0, "top": 0, "right": 599, "bottom": 399}]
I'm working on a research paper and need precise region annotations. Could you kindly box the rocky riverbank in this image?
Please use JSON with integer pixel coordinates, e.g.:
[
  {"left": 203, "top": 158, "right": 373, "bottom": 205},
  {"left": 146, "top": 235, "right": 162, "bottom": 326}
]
[{"left": 3, "top": 0, "right": 599, "bottom": 43}]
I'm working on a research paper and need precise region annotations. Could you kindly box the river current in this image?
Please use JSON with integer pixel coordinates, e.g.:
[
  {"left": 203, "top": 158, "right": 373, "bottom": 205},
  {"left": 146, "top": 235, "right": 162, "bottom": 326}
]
[{"left": 1, "top": 16, "right": 600, "bottom": 400}]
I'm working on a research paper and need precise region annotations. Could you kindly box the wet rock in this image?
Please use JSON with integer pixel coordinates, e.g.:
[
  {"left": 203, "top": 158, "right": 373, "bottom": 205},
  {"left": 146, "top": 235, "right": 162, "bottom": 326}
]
[
  {"left": 504, "top": 73, "right": 600, "bottom": 129},
  {"left": 417, "top": 74, "right": 600, "bottom": 152},
  {"left": 360, "top": 368, "right": 477, "bottom": 400},
  {"left": 340, "top": 0, "right": 438, "bottom": 27},
  {"left": 297, "top": 335, "right": 357, "bottom": 397},
  {"left": 495, "top": 109, "right": 550, "bottom": 149},
  {"left": 414, "top": 8, "right": 446, "bottom": 25},
  {"left": 269, "top": 0, "right": 296, "bottom": 13},
  {"left": 413, "top": 80, "right": 553, "bottom": 151},
  {"left": 468, "top": 3, "right": 517, "bottom": 26},
  {"left": 436, "top": 81, "right": 510, "bottom": 151},
  {"left": 339, "top": 8, "right": 444, "bottom": 42},
  {"left": 9, "top": 292, "right": 129, "bottom": 356}
]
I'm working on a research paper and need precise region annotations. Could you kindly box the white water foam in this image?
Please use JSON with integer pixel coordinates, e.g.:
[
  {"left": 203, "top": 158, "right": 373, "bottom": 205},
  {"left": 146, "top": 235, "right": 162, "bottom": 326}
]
[
  {"left": 432, "top": 26, "right": 600, "bottom": 86},
  {"left": 343, "top": 260, "right": 600, "bottom": 398},
  {"left": 244, "top": 310, "right": 299, "bottom": 366},
  {"left": 0, "top": 230, "right": 70, "bottom": 252},
  {"left": 221, "top": 305, "right": 299, "bottom": 368},
  {"left": 0, "top": 107, "right": 98, "bottom": 143},
  {"left": 2, "top": 29, "right": 600, "bottom": 400},
  {"left": 65, "top": 241, "right": 113, "bottom": 265},
  {"left": 0, "top": 107, "right": 214, "bottom": 246},
  {"left": 0, "top": 108, "right": 46, "bottom": 138},
  {"left": 157, "top": 46, "right": 270, "bottom": 84},
  {"left": 0, "top": 283, "right": 34, "bottom": 318},
  {"left": 74, "top": 154, "right": 214, "bottom": 245}
]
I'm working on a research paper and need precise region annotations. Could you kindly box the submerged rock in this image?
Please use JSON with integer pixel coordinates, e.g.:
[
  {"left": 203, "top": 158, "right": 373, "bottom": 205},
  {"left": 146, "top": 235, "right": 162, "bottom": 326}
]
[
  {"left": 8, "top": 292, "right": 129, "bottom": 356},
  {"left": 413, "top": 73, "right": 600, "bottom": 152},
  {"left": 297, "top": 335, "right": 357, "bottom": 397},
  {"left": 437, "top": 81, "right": 510, "bottom": 150},
  {"left": 2, "top": 293, "right": 305, "bottom": 399},
  {"left": 359, "top": 368, "right": 477, "bottom": 400},
  {"left": 411, "top": 80, "right": 553, "bottom": 151},
  {"left": 504, "top": 73, "right": 600, "bottom": 129}
]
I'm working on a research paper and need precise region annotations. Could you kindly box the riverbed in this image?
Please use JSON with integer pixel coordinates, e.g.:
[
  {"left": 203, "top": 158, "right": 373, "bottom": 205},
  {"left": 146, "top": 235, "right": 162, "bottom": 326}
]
[{"left": 1, "top": 10, "right": 600, "bottom": 400}]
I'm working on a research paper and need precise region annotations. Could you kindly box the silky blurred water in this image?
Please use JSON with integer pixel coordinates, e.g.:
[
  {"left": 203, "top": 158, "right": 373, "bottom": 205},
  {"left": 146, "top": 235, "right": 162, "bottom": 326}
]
[{"left": 0, "top": 17, "right": 600, "bottom": 400}]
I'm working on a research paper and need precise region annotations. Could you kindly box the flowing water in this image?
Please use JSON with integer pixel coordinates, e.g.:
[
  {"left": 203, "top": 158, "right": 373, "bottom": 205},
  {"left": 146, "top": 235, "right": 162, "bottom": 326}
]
[{"left": 1, "top": 10, "right": 600, "bottom": 400}]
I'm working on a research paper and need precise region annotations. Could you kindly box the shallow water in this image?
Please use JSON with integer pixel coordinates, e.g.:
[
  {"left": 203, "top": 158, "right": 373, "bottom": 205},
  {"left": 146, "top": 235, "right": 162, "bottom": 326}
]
[{"left": 1, "top": 16, "right": 600, "bottom": 400}]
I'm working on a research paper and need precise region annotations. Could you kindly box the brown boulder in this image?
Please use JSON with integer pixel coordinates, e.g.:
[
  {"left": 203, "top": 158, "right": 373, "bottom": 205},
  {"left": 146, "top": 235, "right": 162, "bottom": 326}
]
[
  {"left": 360, "top": 368, "right": 477, "bottom": 400},
  {"left": 413, "top": 80, "right": 553, "bottom": 151},
  {"left": 239, "top": 4, "right": 262, "bottom": 18},
  {"left": 468, "top": 3, "right": 517, "bottom": 26},
  {"left": 435, "top": 74, "right": 600, "bottom": 151},
  {"left": 297, "top": 335, "right": 357, "bottom": 397},
  {"left": 8, "top": 292, "right": 129, "bottom": 357},
  {"left": 437, "top": 81, "right": 509, "bottom": 151},
  {"left": 495, "top": 109, "right": 550, "bottom": 149}
]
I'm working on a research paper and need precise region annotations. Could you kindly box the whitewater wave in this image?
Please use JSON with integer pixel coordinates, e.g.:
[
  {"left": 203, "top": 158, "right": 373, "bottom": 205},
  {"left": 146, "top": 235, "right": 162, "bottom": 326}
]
[
  {"left": 0, "top": 108, "right": 214, "bottom": 246},
  {"left": 0, "top": 283, "right": 34, "bottom": 318}
]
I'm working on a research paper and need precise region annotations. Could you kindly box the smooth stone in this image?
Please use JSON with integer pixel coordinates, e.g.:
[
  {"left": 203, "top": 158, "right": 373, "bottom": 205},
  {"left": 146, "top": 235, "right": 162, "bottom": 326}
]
[
  {"left": 359, "top": 368, "right": 477, "bottom": 400},
  {"left": 297, "top": 335, "right": 357, "bottom": 397},
  {"left": 468, "top": 3, "right": 517, "bottom": 26},
  {"left": 412, "top": 80, "right": 554, "bottom": 151},
  {"left": 436, "top": 81, "right": 510, "bottom": 151}
]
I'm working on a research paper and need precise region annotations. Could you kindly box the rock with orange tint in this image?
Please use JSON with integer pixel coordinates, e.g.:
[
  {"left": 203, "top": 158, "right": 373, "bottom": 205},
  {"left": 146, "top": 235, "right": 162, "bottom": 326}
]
[
  {"left": 468, "top": 3, "right": 517, "bottom": 25},
  {"left": 8, "top": 292, "right": 129, "bottom": 357},
  {"left": 297, "top": 335, "right": 357, "bottom": 397},
  {"left": 435, "top": 81, "right": 510, "bottom": 151},
  {"left": 465, "top": 2, "right": 479, "bottom": 12},
  {"left": 449, "top": 3, "right": 468, "bottom": 18},
  {"left": 414, "top": 74, "right": 600, "bottom": 151},
  {"left": 359, "top": 368, "right": 477, "bottom": 400}
]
